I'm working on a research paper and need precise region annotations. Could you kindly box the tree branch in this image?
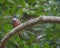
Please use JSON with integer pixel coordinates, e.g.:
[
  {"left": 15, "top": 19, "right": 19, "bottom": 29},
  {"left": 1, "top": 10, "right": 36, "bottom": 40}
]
[{"left": 0, "top": 16, "right": 60, "bottom": 48}]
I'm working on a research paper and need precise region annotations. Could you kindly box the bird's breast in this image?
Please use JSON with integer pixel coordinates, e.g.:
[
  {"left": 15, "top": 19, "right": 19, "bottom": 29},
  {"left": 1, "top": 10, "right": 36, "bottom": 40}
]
[{"left": 13, "top": 21, "right": 20, "bottom": 27}]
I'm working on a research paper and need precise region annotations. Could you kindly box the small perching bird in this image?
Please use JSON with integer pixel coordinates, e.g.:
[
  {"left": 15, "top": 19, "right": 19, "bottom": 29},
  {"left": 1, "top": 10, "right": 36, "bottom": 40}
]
[
  {"left": 11, "top": 16, "right": 21, "bottom": 28},
  {"left": 11, "top": 16, "right": 29, "bottom": 40},
  {"left": 11, "top": 16, "right": 24, "bottom": 39}
]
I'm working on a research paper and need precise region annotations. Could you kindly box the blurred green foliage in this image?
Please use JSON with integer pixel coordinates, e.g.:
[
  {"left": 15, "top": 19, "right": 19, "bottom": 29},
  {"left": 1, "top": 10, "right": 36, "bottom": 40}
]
[{"left": 0, "top": 0, "right": 60, "bottom": 48}]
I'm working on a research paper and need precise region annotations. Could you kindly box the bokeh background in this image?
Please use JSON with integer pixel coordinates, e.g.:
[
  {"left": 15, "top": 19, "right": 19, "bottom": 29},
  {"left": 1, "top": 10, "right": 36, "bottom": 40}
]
[{"left": 0, "top": 0, "right": 60, "bottom": 48}]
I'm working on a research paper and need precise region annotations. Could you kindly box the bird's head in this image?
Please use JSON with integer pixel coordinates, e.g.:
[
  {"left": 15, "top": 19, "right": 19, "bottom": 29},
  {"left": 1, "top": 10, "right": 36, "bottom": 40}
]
[{"left": 12, "top": 16, "right": 18, "bottom": 22}]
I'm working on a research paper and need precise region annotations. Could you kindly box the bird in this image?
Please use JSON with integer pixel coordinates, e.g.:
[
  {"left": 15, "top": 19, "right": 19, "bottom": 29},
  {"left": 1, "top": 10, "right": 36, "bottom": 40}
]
[
  {"left": 11, "top": 16, "right": 21, "bottom": 28},
  {"left": 11, "top": 16, "right": 29, "bottom": 40},
  {"left": 11, "top": 16, "right": 24, "bottom": 39}
]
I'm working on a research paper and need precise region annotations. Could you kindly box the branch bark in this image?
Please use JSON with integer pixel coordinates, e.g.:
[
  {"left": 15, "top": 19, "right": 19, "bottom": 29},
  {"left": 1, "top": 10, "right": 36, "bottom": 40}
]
[{"left": 0, "top": 16, "right": 60, "bottom": 48}]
